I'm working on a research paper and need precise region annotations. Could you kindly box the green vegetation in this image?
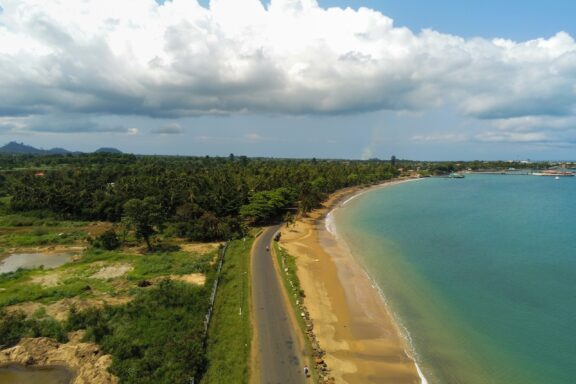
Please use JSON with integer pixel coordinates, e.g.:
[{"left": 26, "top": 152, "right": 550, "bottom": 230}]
[
  {"left": 0, "top": 244, "right": 221, "bottom": 383},
  {"left": 202, "top": 239, "right": 253, "bottom": 384},
  {"left": 0, "top": 247, "right": 219, "bottom": 308},
  {"left": 122, "top": 197, "right": 166, "bottom": 251},
  {"left": 67, "top": 279, "right": 209, "bottom": 384},
  {"left": 0, "top": 230, "right": 86, "bottom": 247},
  {"left": 0, "top": 309, "right": 67, "bottom": 349},
  {"left": 128, "top": 250, "right": 214, "bottom": 281},
  {"left": 3, "top": 154, "right": 398, "bottom": 243}
]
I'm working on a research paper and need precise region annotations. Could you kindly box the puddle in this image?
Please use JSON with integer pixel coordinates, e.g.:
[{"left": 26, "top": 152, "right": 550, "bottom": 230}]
[
  {"left": 0, "top": 253, "right": 75, "bottom": 274},
  {"left": 0, "top": 364, "right": 73, "bottom": 384}
]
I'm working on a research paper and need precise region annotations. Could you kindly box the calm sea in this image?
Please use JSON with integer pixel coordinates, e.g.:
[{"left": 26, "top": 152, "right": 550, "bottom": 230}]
[{"left": 333, "top": 175, "right": 576, "bottom": 384}]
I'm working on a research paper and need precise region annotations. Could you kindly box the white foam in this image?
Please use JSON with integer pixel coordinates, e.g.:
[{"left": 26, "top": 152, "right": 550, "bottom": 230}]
[
  {"left": 341, "top": 192, "right": 363, "bottom": 206},
  {"left": 325, "top": 211, "right": 337, "bottom": 237},
  {"left": 416, "top": 362, "right": 429, "bottom": 384}
]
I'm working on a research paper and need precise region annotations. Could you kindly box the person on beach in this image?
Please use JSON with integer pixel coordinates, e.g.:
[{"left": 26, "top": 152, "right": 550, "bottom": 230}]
[{"left": 303, "top": 365, "right": 309, "bottom": 378}]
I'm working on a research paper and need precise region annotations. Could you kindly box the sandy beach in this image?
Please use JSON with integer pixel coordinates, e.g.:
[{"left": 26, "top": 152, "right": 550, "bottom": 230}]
[{"left": 279, "top": 179, "right": 423, "bottom": 384}]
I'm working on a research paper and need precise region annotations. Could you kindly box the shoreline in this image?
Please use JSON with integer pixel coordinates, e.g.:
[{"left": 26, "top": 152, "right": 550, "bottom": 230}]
[
  {"left": 279, "top": 178, "right": 425, "bottom": 383},
  {"left": 325, "top": 181, "right": 429, "bottom": 384}
]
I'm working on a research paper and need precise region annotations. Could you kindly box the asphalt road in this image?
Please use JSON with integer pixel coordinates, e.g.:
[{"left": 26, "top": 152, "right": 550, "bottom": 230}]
[{"left": 252, "top": 225, "right": 306, "bottom": 384}]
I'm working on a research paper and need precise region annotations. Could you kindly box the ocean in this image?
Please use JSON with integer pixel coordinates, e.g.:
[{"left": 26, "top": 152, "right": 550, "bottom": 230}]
[{"left": 332, "top": 175, "right": 576, "bottom": 384}]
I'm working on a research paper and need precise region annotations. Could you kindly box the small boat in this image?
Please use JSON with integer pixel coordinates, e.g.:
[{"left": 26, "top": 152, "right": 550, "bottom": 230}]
[{"left": 448, "top": 172, "right": 465, "bottom": 179}]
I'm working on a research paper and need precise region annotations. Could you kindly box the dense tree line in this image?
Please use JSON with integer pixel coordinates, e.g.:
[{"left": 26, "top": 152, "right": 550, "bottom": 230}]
[
  {"left": 3, "top": 154, "right": 398, "bottom": 241},
  {"left": 3, "top": 153, "right": 556, "bottom": 242}
]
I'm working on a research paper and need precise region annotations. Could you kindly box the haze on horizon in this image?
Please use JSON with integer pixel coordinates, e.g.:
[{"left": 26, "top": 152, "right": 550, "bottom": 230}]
[{"left": 1, "top": 0, "right": 575, "bottom": 161}]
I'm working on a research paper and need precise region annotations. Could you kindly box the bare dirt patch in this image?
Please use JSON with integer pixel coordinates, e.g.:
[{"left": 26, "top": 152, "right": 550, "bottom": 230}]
[
  {"left": 0, "top": 335, "right": 118, "bottom": 384},
  {"left": 30, "top": 272, "right": 61, "bottom": 287},
  {"left": 180, "top": 242, "right": 220, "bottom": 254},
  {"left": 171, "top": 273, "right": 206, "bottom": 286},
  {"left": 90, "top": 264, "right": 133, "bottom": 279}
]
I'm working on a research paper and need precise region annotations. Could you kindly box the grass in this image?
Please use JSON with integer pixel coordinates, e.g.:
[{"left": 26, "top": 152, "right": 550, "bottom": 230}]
[
  {"left": 0, "top": 246, "right": 216, "bottom": 309},
  {"left": 0, "top": 230, "right": 87, "bottom": 247},
  {"left": 202, "top": 238, "right": 253, "bottom": 384},
  {"left": 128, "top": 251, "right": 215, "bottom": 281},
  {"left": 0, "top": 208, "right": 91, "bottom": 248}
]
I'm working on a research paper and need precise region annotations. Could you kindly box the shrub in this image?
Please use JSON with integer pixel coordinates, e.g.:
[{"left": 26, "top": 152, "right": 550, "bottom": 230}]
[
  {"left": 0, "top": 310, "right": 27, "bottom": 348},
  {"left": 93, "top": 229, "right": 121, "bottom": 250}
]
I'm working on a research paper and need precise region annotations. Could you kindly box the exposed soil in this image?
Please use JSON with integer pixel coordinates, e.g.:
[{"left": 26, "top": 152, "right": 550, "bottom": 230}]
[
  {"left": 30, "top": 272, "right": 61, "bottom": 288},
  {"left": 0, "top": 333, "right": 118, "bottom": 384},
  {"left": 90, "top": 264, "right": 133, "bottom": 280},
  {"left": 170, "top": 273, "right": 206, "bottom": 286},
  {"left": 180, "top": 242, "right": 221, "bottom": 254}
]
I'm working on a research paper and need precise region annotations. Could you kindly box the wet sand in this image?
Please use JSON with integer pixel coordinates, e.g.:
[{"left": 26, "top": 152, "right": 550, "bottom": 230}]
[{"left": 279, "top": 180, "right": 423, "bottom": 383}]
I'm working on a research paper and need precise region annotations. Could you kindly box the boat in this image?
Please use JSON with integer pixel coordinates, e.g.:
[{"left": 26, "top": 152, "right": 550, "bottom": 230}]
[{"left": 448, "top": 172, "right": 465, "bottom": 178}]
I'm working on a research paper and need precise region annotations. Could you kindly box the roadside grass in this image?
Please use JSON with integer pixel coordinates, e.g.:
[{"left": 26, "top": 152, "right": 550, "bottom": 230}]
[
  {"left": 273, "top": 243, "right": 320, "bottom": 383},
  {"left": 202, "top": 238, "right": 253, "bottom": 384}
]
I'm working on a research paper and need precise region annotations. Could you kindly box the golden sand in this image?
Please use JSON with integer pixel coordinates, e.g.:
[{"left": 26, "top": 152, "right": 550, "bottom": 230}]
[{"left": 279, "top": 181, "right": 422, "bottom": 383}]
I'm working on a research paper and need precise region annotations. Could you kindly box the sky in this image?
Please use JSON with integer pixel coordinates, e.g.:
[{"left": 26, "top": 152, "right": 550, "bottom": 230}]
[{"left": 1, "top": 0, "right": 576, "bottom": 160}]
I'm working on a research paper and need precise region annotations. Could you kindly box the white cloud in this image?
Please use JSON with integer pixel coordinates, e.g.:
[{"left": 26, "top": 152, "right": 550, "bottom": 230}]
[
  {"left": 0, "top": 0, "right": 575, "bottom": 137},
  {"left": 474, "top": 115, "right": 576, "bottom": 145}
]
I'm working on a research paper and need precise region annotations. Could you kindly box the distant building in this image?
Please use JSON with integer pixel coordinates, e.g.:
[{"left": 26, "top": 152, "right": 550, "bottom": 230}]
[{"left": 391, "top": 155, "right": 397, "bottom": 167}]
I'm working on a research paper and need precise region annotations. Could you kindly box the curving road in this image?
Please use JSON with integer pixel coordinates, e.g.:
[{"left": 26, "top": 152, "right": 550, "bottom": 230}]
[{"left": 252, "top": 225, "right": 306, "bottom": 384}]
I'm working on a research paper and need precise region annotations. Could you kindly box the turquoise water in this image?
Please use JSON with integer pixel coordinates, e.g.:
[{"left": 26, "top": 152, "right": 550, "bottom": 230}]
[{"left": 333, "top": 175, "right": 576, "bottom": 384}]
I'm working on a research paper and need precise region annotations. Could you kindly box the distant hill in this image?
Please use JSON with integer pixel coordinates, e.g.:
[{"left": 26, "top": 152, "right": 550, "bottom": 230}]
[
  {"left": 0, "top": 141, "right": 122, "bottom": 155},
  {"left": 0, "top": 141, "right": 47, "bottom": 154},
  {"left": 47, "top": 147, "right": 71, "bottom": 155},
  {"left": 95, "top": 147, "right": 122, "bottom": 154}
]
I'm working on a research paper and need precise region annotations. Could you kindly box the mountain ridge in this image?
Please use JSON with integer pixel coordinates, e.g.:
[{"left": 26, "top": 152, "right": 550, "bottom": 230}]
[{"left": 0, "top": 142, "right": 122, "bottom": 155}]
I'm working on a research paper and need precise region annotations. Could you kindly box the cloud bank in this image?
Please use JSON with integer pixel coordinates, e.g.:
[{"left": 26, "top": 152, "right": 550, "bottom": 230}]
[{"left": 1, "top": 0, "right": 576, "bottom": 142}]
